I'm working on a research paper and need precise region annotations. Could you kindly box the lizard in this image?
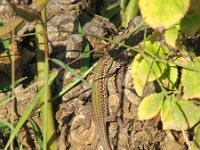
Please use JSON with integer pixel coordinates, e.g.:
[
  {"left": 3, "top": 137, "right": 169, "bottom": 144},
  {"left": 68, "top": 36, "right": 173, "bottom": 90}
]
[
  {"left": 92, "top": 53, "right": 114, "bottom": 150},
  {"left": 91, "top": 17, "right": 146, "bottom": 150}
]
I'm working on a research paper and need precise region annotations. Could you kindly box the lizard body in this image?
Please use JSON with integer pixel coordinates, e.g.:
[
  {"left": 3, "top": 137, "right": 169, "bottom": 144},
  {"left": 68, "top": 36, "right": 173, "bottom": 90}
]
[
  {"left": 91, "top": 16, "right": 145, "bottom": 150},
  {"left": 92, "top": 54, "right": 114, "bottom": 150}
]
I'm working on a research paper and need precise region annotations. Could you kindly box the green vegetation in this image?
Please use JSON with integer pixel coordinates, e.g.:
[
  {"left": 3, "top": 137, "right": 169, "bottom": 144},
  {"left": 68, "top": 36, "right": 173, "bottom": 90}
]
[{"left": 0, "top": 0, "right": 200, "bottom": 149}]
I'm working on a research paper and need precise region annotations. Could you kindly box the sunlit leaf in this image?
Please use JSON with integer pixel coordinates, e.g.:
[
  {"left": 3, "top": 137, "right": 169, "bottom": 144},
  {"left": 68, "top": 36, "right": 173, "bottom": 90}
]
[
  {"left": 161, "top": 98, "right": 200, "bottom": 130},
  {"left": 139, "top": 0, "right": 189, "bottom": 29},
  {"left": 192, "top": 124, "right": 200, "bottom": 150},
  {"left": 138, "top": 92, "right": 165, "bottom": 120},
  {"left": 164, "top": 26, "right": 179, "bottom": 48},
  {"left": 143, "top": 41, "right": 169, "bottom": 58},
  {"left": 174, "top": 57, "right": 190, "bottom": 67},
  {"left": 160, "top": 64, "right": 178, "bottom": 90},
  {"left": 132, "top": 54, "right": 145, "bottom": 96},
  {"left": 161, "top": 95, "right": 176, "bottom": 118},
  {"left": 182, "top": 58, "right": 200, "bottom": 99},
  {"left": 138, "top": 56, "right": 167, "bottom": 82}
]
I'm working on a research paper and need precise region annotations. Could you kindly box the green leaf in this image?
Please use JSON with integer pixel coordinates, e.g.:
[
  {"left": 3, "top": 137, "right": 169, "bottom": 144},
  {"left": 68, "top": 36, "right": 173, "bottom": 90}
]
[
  {"left": 164, "top": 26, "right": 179, "bottom": 48},
  {"left": 50, "top": 58, "right": 88, "bottom": 85},
  {"left": 19, "top": 143, "right": 23, "bottom": 150},
  {"left": 132, "top": 54, "right": 145, "bottom": 96},
  {"left": 2, "top": 38, "right": 9, "bottom": 50},
  {"left": 143, "top": 41, "right": 169, "bottom": 58},
  {"left": 138, "top": 56, "right": 167, "bottom": 82},
  {"left": 161, "top": 98, "right": 200, "bottom": 130},
  {"left": 78, "top": 20, "right": 90, "bottom": 73},
  {"left": 0, "top": 19, "right": 3, "bottom": 26},
  {"left": 139, "top": 0, "right": 190, "bottom": 29},
  {"left": 145, "top": 31, "right": 161, "bottom": 42},
  {"left": 5, "top": 70, "right": 58, "bottom": 149},
  {"left": 29, "top": 118, "right": 43, "bottom": 148},
  {"left": 182, "top": 58, "right": 200, "bottom": 99},
  {"left": 138, "top": 92, "right": 165, "bottom": 120},
  {"left": 0, "top": 120, "right": 13, "bottom": 135},
  {"left": 78, "top": 21, "right": 83, "bottom": 34},
  {"left": 174, "top": 56, "right": 190, "bottom": 67},
  {"left": 52, "top": 62, "right": 97, "bottom": 101},
  {"left": 160, "top": 64, "right": 178, "bottom": 90},
  {"left": 180, "top": 13, "right": 200, "bottom": 36},
  {"left": 80, "top": 38, "right": 90, "bottom": 73},
  {"left": 122, "top": 0, "right": 139, "bottom": 28},
  {"left": 5, "top": 89, "right": 45, "bottom": 149},
  {"left": 0, "top": 19, "right": 11, "bottom": 61},
  {"left": 161, "top": 95, "right": 177, "bottom": 118},
  {"left": 192, "top": 124, "right": 200, "bottom": 150},
  {"left": 104, "top": 1, "right": 120, "bottom": 19},
  {"left": 0, "top": 77, "right": 27, "bottom": 92}
]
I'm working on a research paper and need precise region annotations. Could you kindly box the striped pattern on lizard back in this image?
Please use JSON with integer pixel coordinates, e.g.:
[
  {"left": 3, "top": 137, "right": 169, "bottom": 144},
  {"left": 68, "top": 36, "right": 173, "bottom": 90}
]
[{"left": 92, "top": 54, "right": 113, "bottom": 150}]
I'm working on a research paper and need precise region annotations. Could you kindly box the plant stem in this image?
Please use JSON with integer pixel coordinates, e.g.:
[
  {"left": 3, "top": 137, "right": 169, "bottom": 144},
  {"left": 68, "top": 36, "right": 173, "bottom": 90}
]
[{"left": 35, "top": 6, "right": 57, "bottom": 150}]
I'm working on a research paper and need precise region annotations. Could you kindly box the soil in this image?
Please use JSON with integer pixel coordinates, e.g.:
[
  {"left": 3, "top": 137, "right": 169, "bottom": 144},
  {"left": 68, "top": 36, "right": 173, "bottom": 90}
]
[{"left": 0, "top": 0, "right": 192, "bottom": 149}]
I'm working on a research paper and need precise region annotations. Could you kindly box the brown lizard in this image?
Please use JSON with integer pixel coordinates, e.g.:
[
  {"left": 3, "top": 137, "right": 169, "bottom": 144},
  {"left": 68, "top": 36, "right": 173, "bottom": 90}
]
[
  {"left": 92, "top": 54, "right": 114, "bottom": 150},
  {"left": 91, "top": 17, "right": 145, "bottom": 149}
]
